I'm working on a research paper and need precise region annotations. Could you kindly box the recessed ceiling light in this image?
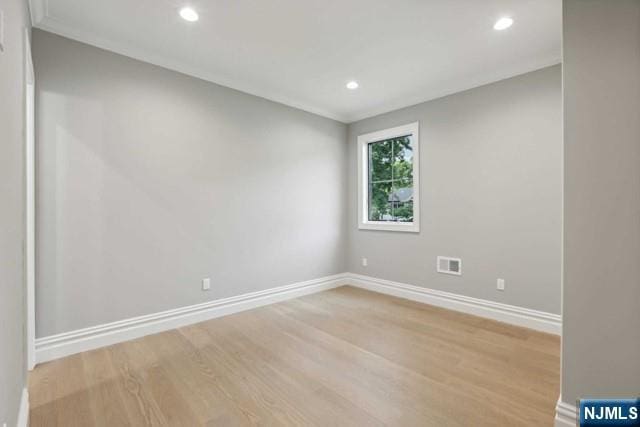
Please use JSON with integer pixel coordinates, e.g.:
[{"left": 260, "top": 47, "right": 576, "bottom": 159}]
[
  {"left": 179, "top": 7, "right": 199, "bottom": 22},
  {"left": 346, "top": 81, "right": 359, "bottom": 90},
  {"left": 493, "top": 17, "right": 514, "bottom": 30}
]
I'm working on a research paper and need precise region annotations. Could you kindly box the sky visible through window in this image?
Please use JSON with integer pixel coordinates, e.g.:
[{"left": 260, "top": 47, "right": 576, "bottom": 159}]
[{"left": 367, "top": 135, "right": 414, "bottom": 222}]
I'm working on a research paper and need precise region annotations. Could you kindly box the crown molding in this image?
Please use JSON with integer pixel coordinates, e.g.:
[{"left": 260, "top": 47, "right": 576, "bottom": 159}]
[
  {"left": 29, "top": 0, "right": 561, "bottom": 124},
  {"left": 344, "top": 56, "right": 561, "bottom": 123},
  {"left": 28, "top": 1, "right": 349, "bottom": 123}
]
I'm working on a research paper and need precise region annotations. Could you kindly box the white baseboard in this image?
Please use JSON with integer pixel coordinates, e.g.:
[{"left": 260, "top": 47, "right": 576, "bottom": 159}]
[
  {"left": 555, "top": 398, "right": 577, "bottom": 427},
  {"left": 17, "top": 388, "right": 29, "bottom": 427},
  {"left": 347, "top": 273, "right": 562, "bottom": 335},
  {"left": 35, "top": 273, "right": 348, "bottom": 364},
  {"left": 35, "top": 271, "right": 561, "bottom": 365}
]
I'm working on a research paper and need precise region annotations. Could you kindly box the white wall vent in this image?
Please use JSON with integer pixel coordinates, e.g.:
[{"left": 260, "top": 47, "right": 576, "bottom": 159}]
[{"left": 437, "top": 256, "right": 462, "bottom": 276}]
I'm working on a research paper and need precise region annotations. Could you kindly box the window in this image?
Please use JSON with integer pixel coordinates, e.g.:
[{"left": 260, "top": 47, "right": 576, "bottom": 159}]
[{"left": 357, "top": 122, "right": 419, "bottom": 232}]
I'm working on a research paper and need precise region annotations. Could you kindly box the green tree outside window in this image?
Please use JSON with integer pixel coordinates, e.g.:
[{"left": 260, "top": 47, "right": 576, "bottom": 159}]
[{"left": 367, "top": 135, "right": 414, "bottom": 222}]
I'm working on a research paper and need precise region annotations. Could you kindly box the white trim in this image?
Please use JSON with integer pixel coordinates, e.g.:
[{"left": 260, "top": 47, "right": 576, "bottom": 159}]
[
  {"left": 34, "top": 272, "right": 561, "bottom": 364},
  {"left": 554, "top": 398, "right": 577, "bottom": 427},
  {"left": 347, "top": 273, "right": 562, "bottom": 335},
  {"left": 27, "top": 0, "right": 560, "bottom": 123},
  {"left": 17, "top": 388, "right": 29, "bottom": 427},
  {"left": 347, "top": 57, "right": 561, "bottom": 122},
  {"left": 357, "top": 122, "right": 420, "bottom": 233},
  {"left": 35, "top": 274, "right": 348, "bottom": 364},
  {"left": 27, "top": 6, "right": 345, "bottom": 123},
  {"left": 24, "top": 28, "right": 36, "bottom": 371}
]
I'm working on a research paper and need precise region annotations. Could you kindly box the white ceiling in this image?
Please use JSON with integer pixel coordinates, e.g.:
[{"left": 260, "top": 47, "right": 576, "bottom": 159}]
[{"left": 30, "top": 0, "right": 561, "bottom": 123}]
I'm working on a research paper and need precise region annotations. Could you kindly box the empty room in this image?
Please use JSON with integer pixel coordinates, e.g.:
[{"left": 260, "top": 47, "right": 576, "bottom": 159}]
[{"left": 1, "top": 0, "right": 639, "bottom": 426}]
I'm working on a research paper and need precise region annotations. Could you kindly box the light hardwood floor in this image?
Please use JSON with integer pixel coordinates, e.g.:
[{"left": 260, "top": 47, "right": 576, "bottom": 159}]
[{"left": 29, "top": 286, "right": 560, "bottom": 426}]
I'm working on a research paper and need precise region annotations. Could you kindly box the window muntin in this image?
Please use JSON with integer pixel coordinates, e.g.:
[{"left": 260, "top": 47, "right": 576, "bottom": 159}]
[{"left": 367, "top": 135, "right": 414, "bottom": 222}]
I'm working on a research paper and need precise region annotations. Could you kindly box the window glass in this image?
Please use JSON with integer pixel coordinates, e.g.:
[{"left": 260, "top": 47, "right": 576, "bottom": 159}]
[{"left": 367, "top": 135, "right": 413, "bottom": 222}]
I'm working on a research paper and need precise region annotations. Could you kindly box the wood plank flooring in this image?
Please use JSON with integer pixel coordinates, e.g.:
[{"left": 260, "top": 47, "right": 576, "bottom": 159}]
[{"left": 29, "top": 286, "right": 560, "bottom": 426}]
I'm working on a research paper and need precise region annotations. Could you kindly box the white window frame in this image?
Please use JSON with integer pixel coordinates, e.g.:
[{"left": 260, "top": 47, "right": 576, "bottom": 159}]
[{"left": 357, "top": 122, "right": 420, "bottom": 232}]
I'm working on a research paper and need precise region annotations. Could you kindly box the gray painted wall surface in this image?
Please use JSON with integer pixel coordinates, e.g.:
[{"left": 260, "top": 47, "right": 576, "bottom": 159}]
[
  {"left": 347, "top": 65, "right": 562, "bottom": 315},
  {"left": 33, "top": 30, "right": 347, "bottom": 337},
  {"left": 562, "top": 0, "right": 640, "bottom": 403},
  {"left": 0, "top": 0, "right": 29, "bottom": 424}
]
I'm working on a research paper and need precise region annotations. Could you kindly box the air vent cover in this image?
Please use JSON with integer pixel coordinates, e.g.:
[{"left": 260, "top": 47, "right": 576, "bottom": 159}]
[{"left": 437, "top": 256, "right": 462, "bottom": 276}]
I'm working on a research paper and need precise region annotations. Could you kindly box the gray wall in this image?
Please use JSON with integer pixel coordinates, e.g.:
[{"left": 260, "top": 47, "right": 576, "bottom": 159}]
[
  {"left": 33, "top": 30, "right": 563, "bottom": 342},
  {"left": 562, "top": 0, "right": 640, "bottom": 403},
  {"left": 0, "top": 0, "right": 29, "bottom": 424},
  {"left": 33, "top": 30, "right": 347, "bottom": 337},
  {"left": 347, "top": 65, "right": 562, "bottom": 315}
]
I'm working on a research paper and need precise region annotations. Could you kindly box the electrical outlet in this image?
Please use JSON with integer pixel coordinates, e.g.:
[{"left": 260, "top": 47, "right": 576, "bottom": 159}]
[
  {"left": 202, "top": 278, "right": 211, "bottom": 291},
  {"left": 362, "top": 257, "right": 368, "bottom": 267},
  {"left": 497, "top": 278, "right": 505, "bottom": 291}
]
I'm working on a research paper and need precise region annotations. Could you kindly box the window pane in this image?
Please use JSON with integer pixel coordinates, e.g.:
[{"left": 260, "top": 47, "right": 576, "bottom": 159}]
[
  {"left": 391, "top": 136, "right": 413, "bottom": 222},
  {"left": 367, "top": 134, "right": 414, "bottom": 223},
  {"left": 368, "top": 140, "right": 392, "bottom": 182},
  {"left": 391, "top": 136, "right": 413, "bottom": 184},
  {"left": 368, "top": 181, "right": 393, "bottom": 221},
  {"left": 369, "top": 181, "right": 414, "bottom": 222},
  {"left": 390, "top": 182, "right": 414, "bottom": 222}
]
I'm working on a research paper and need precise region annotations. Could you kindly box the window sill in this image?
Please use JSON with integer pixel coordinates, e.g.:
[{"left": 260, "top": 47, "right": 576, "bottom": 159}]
[{"left": 358, "top": 221, "right": 419, "bottom": 233}]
